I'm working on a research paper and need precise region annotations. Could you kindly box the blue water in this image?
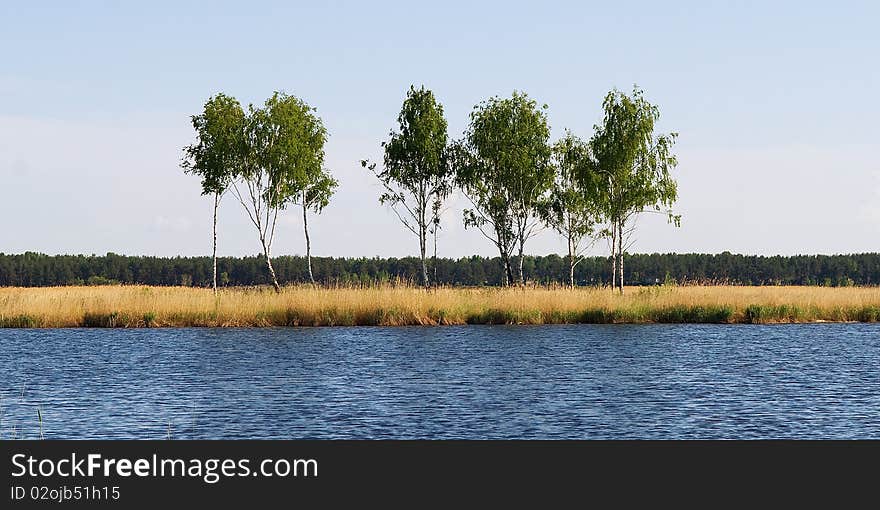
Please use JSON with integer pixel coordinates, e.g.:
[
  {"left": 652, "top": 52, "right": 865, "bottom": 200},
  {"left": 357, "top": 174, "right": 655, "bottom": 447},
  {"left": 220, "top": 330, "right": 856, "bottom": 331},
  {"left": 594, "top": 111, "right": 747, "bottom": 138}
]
[{"left": 0, "top": 324, "right": 878, "bottom": 439}]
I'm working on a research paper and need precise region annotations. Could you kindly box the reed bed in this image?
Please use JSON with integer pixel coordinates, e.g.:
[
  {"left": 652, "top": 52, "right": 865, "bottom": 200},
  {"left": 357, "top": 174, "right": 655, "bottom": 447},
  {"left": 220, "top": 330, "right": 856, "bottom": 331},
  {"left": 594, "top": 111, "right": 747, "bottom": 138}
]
[{"left": 1, "top": 285, "right": 879, "bottom": 327}]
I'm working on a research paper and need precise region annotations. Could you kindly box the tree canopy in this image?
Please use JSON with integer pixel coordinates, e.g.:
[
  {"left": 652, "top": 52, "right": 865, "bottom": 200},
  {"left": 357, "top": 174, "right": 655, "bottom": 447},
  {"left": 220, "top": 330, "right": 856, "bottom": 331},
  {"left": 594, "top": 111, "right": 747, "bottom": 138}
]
[
  {"left": 171, "top": 85, "right": 686, "bottom": 293},
  {"left": 456, "top": 91, "right": 553, "bottom": 286},
  {"left": 589, "top": 86, "right": 679, "bottom": 292},
  {"left": 540, "top": 131, "right": 603, "bottom": 287},
  {"left": 182, "top": 93, "right": 245, "bottom": 196},
  {"left": 181, "top": 93, "right": 246, "bottom": 292},
  {"left": 364, "top": 85, "right": 452, "bottom": 288},
  {"left": 4, "top": 251, "right": 876, "bottom": 288},
  {"left": 228, "top": 92, "right": 329, "bottom": 291}
]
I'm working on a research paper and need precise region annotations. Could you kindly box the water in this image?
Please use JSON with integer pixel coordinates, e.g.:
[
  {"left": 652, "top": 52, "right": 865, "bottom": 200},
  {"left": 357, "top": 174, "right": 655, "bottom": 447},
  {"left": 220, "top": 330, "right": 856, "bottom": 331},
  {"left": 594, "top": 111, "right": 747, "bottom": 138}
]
[{"left": 1, "top": 324, "right": 878, "bottom": 439}]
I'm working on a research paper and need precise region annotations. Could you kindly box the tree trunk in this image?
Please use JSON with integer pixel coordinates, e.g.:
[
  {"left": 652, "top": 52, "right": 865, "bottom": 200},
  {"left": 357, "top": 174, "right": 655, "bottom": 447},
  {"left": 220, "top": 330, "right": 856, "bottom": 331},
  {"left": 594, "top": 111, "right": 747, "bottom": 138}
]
[
  {"left": 568, "top": 235, "right": 575, "bottom": 289},
  {"left": 618, "top": 220, "right": 625, "bottom": 294},
  {"left": 498, "top": 246, "right": 512, "bottom": 287},
  {"left": 262, "top": 242, "right": 280, "bottom": 293},
  {"left": 610, "top": 222, "right": 617, "bottom": 291},
  {"left": 517, "top": 238, "right": 526, "bottom": 287},
  {"left": 419, "top": 225, "right": 429, "bottom": 289},
  {"left": 303, "top": 199, "right": 314, "bottom": 285},
  {"left": 212, "top": 192, "right": 219, "bottom": 295},
  {"left": 432, "top": 224, "right": 438, "bottom": 288}
]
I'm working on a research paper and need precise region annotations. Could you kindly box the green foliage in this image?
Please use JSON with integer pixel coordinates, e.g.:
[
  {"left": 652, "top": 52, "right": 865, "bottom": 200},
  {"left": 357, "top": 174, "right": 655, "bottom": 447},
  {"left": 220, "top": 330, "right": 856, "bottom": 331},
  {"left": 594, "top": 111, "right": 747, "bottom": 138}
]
[
  {"left": 588, "top": 85, "right": 680, "bottom": 290},
  {"left": 86, "top": 275, "right": 119, "bottom": 286},
  {"left": 302, "top": 173, "right": 338, "bottom": 213},
  {"left": 3, "top": 252, "right": 880, "bottom": 287},
  {"left": 260, "top": 92, "right": 335, "bottom": 208},
  {"left": 181, "top": 93, "right": 245, "bottom": 196},
  {"left": 362, "top": 85, "right": 451, "bottom": 287},
  {"left": 246, "top": 91, "right": 328, "bottom": 210},
  {"left": 454, "top": 91, "right": 553, "bottom": 285},
  {"left": 859, "top": 306, "right": 880, "bottom": 322},
  {"left": 541, "top": 133, "right": 601, "bottom": 239},
  {"left": 0, "top": 315, "right": 42, "bottom": 328},
  {"left": 589, "top": 86, "right": 679, "bottom": 224},
  {"left": 539, "top": 132, "right": 603, "bottom": 285},
  {"left": 743, "top": 304, "right": 812, "bottom": 323},
  {"left": 200, "top": 91, "right": 331, "bottom": 291},
  {"left": 377, "top": 85, "right": 451, "bottom": 206}
]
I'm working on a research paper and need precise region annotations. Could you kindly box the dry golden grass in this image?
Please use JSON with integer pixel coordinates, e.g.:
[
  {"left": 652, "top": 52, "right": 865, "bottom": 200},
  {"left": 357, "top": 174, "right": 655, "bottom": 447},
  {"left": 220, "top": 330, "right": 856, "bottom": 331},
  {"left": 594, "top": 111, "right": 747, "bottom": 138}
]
[{"left": 1, "top": 284, "right": 879, "bottom": 327}]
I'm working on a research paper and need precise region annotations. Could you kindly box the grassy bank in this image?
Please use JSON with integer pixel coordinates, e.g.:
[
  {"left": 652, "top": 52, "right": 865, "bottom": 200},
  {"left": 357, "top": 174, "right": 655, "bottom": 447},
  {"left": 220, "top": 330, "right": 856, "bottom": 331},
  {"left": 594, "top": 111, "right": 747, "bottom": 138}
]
[{"left": 1, "top": 285, "right": 880, "bottom": 327}]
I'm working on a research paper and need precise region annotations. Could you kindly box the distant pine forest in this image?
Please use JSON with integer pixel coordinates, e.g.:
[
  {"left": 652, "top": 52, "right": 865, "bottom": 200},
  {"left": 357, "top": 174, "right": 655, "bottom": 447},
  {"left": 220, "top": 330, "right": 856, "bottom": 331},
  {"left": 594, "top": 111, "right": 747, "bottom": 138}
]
[{"left": 2, "top": 252, "right": 879, "bottom": 288}]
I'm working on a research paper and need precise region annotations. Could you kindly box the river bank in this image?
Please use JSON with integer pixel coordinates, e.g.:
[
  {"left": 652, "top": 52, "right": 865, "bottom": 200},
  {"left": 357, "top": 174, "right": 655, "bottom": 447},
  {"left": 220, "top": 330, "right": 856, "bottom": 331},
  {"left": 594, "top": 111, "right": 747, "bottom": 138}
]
[{"left": 1, "top": 285, "right": 879, "bottom": 327}]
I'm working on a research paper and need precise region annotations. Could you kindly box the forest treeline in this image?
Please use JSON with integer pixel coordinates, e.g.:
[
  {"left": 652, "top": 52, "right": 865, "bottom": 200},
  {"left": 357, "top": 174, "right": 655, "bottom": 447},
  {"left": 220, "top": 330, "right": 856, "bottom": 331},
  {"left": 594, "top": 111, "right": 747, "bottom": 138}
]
[{"left": 2, "top": 252, "right": 877, "bottom": 288}]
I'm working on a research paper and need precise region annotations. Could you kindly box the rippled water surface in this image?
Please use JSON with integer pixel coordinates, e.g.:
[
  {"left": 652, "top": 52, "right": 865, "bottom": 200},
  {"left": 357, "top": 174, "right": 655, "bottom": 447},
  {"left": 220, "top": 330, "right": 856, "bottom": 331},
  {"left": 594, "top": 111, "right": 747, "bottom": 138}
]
[{"left": 1, "top": 324, "right": 878, "bottom": 439}]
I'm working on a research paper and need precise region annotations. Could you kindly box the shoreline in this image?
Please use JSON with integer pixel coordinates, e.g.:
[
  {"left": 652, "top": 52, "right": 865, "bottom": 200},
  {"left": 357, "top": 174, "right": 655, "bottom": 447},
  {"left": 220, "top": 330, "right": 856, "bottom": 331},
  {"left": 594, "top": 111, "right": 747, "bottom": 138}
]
[
  {"left": 2, "top": 285, "right": 879, "bottom": 328},
  {"left": 0, "top": 320, "right": 873, "bottom": 329}
]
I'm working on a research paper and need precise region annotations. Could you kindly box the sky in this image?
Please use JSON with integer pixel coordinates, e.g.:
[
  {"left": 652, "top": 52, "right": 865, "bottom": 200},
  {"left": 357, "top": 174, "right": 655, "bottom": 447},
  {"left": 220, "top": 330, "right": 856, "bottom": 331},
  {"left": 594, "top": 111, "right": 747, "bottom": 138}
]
[{"left": 1, "top": 0, "right": 878, "bottom": 258}]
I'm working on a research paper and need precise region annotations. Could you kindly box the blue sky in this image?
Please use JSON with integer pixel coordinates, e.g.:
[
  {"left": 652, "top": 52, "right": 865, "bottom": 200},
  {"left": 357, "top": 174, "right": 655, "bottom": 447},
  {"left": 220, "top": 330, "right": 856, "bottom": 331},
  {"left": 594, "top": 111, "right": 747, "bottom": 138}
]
[{"left": 1, "top": 1, "right": 878, "bottom": 257}]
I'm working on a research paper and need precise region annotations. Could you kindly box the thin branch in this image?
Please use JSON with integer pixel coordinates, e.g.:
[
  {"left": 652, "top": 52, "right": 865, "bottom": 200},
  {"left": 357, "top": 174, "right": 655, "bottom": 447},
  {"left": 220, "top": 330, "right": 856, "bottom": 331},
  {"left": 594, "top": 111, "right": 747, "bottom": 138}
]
[
  {"left": 267, "top": 206, "right": 279, "bottom": 252},
  {"left": 389, "top": 203, "right": 420, "bottom": 237},
  {"left": 231, "top": 182, "right": 261, "bottom": 232}
]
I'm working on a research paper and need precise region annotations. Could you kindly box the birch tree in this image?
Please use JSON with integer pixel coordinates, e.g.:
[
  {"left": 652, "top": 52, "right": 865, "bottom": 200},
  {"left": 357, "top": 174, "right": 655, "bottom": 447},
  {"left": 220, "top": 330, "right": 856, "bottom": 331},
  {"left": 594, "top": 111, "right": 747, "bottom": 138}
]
[
  {"left": 231, "top": 92, "right": 327, "bottom": 292},
  {"left": 454, "top": 136, "right": 517, "bottom": 286},
  {"left": 362, "top": 85, "right": 451, "bottom": 288},
  {"left": 539, "top": 132, "right": 603, "bottom": 288},
  {"left": 589, "top": 86, "right": 679, "bottom": 294},
  {"left": 455, "top": 91, "right": 552, "bottom": 286},
  {"left": 181, "top": 93, "right": 244, "bottom": 294},
  {"left": 298, "top": 172, "right": 337, "bottom": 284}
]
